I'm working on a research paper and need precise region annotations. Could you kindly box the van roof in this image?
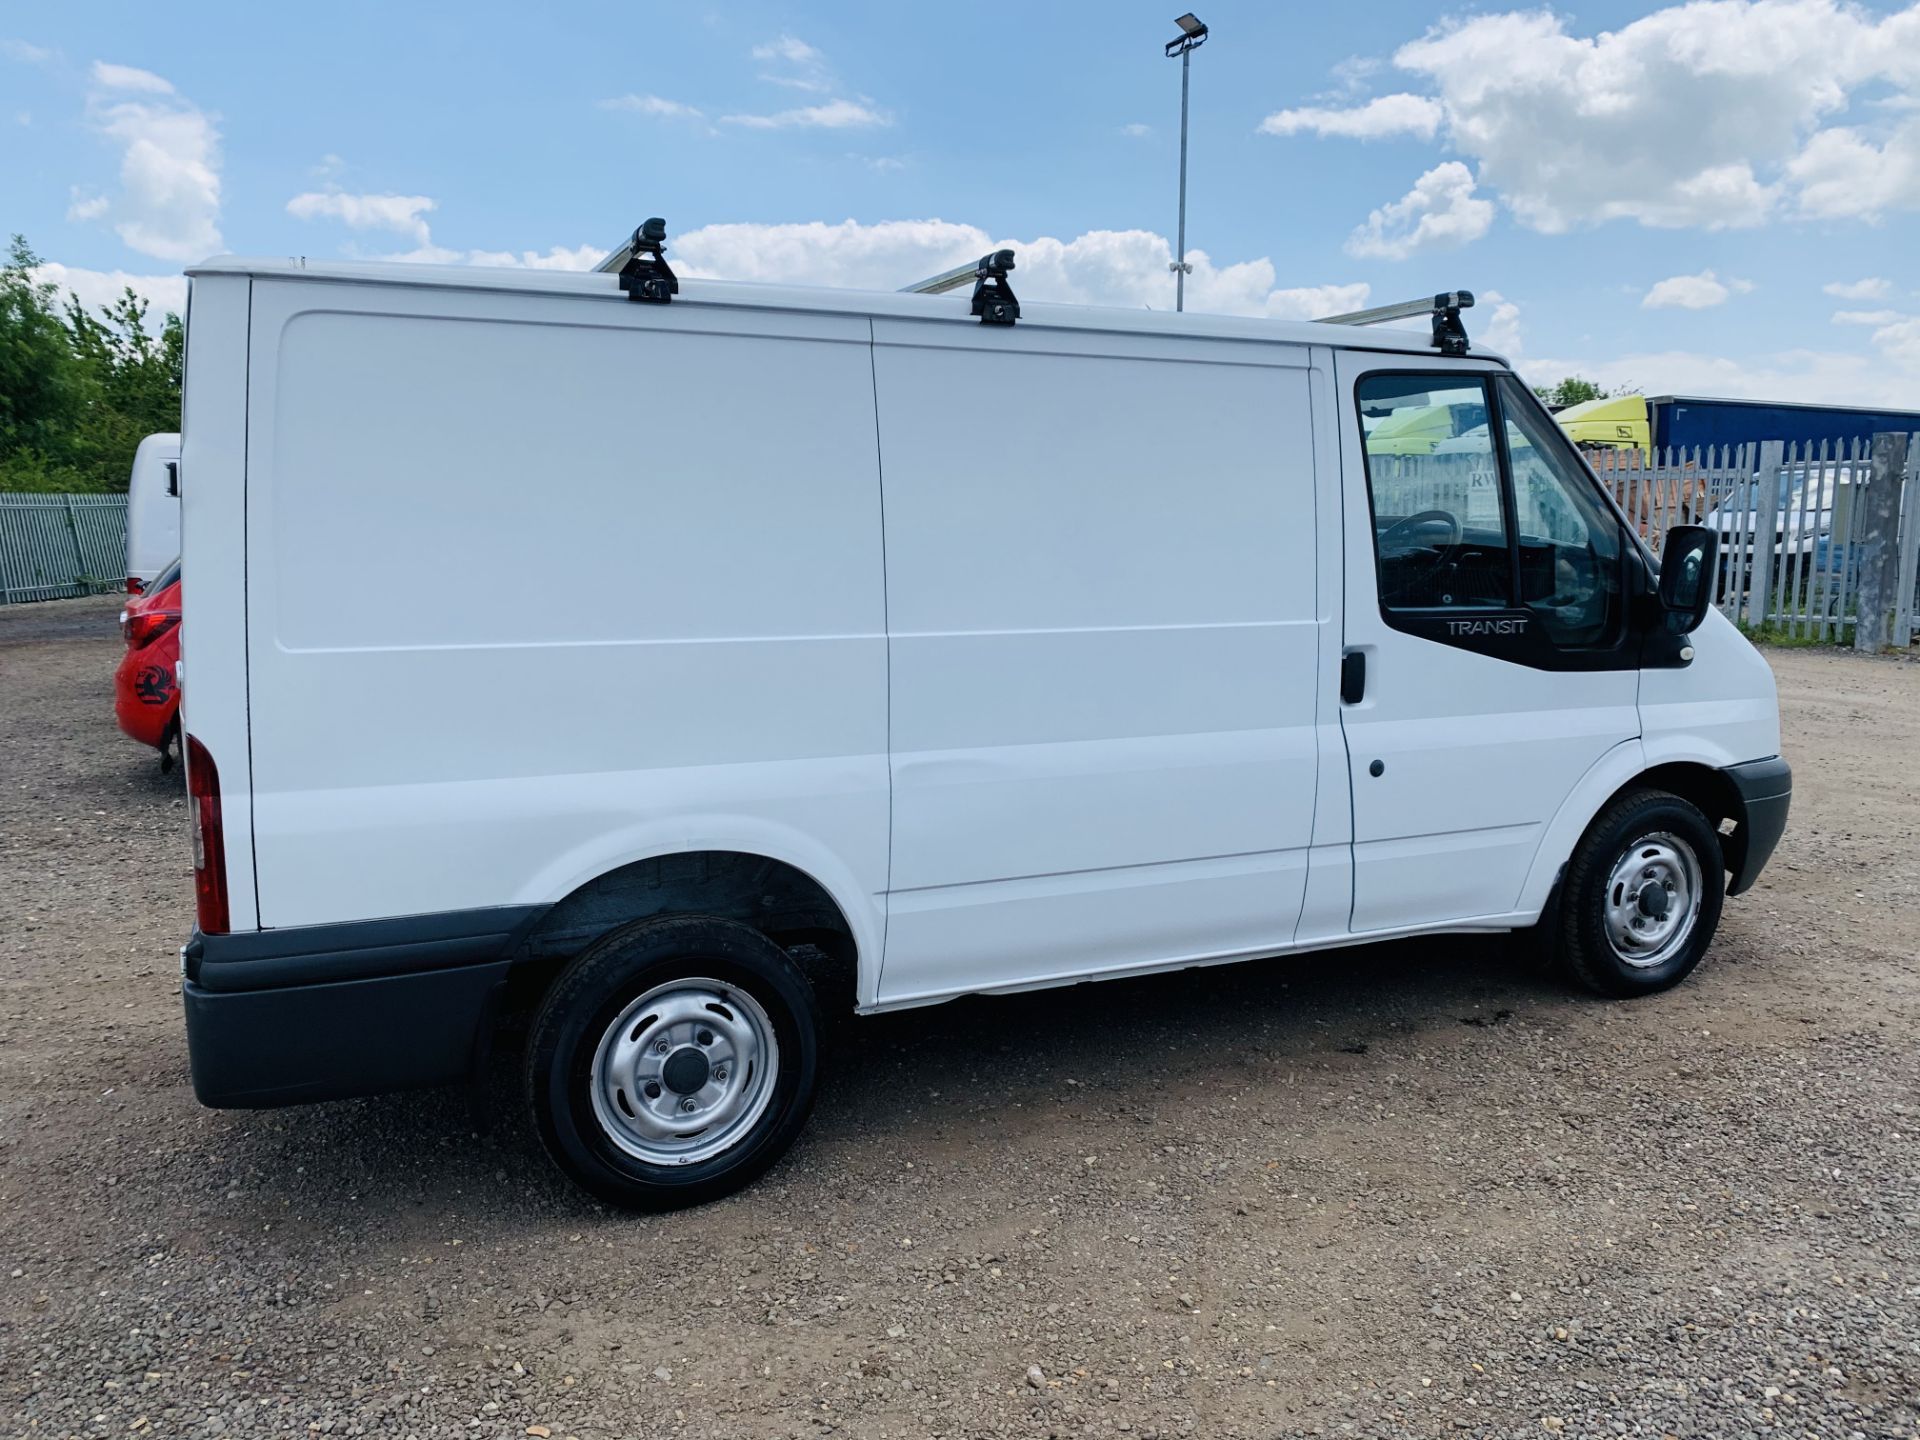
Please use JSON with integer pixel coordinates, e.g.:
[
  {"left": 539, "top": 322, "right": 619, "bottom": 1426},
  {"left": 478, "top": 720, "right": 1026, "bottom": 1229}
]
[{"left": 186, "top": 255, "right": 1508, "bottom": 364}]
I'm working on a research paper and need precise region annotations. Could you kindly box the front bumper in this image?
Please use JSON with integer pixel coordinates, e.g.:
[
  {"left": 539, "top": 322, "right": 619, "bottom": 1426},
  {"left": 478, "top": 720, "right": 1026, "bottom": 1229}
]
[
  {"left": 1723, "top": 756, "right": 1791, "bottom": 897},
  {"left": 181, "top": 906, "right": 544, "bottom": 1107}
]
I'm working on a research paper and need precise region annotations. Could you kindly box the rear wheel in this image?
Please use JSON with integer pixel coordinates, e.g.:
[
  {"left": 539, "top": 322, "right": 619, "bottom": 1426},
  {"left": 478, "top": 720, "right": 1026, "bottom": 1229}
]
[
  {"left": 525, "top": 915, "right": 820, "bottom": 1209},
  {"left": 1557, "top": 788, "right": 1724, "bottom": 997}
]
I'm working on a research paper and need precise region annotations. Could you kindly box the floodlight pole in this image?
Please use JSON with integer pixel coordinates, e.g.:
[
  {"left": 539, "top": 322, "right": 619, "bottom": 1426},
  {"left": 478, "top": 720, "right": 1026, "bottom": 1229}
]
[
  {"left": 1166, "top": 16, "right": 1207, "bottom": 312},
  {"left": 1175, "top": 46, "right": 1191, "bottom": 312}
]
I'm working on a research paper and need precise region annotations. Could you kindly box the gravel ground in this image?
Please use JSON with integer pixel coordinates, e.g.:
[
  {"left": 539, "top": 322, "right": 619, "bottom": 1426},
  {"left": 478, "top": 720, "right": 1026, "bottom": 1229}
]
[{"left": 2, "top": 594, "right": 1917, "bottom": 1440}]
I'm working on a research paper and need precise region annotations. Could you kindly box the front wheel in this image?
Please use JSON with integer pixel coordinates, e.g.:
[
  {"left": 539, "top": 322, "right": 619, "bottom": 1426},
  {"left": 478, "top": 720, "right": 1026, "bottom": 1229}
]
[
  {"left": 1556, "top": 788, "right": 1725, "bottom": 997},
  {"left": 525, "top": 915, "right": 821, "bottom": 1209}
]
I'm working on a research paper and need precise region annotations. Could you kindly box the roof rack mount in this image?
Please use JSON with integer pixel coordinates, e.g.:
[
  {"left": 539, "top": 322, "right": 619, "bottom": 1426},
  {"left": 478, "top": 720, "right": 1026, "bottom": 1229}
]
[
  {"left": 901, "top": 249, "right": 1021, "bottom": 326},
  {"left": 1317, "top": 291, "right": 1475, "bottom": 357}
]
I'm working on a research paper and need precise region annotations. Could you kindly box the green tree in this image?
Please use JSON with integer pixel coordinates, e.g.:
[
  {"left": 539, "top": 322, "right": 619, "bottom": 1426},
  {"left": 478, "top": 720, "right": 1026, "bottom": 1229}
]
[
  {"left": 0, "top": 233, "right": 183, "bottom": 493},
  {"left": 1533, "top": 376, "right": 1612, "bottom": 409},
  {"left": 0, "top": 235, "right": 87, "bottom": 485},
  {"left": 63, "top": 288, "right": 184, "bottom": 489}
]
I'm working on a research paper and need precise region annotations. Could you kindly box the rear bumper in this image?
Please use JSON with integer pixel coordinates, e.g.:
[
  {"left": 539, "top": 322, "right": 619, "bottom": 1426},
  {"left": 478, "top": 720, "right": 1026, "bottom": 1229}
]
[
  {"left": 181, "top": 906, "right": 544, "bottom": 1107},
  {"left": 1723, "top": 756, "right": 1791, "bottom": 897},
  {"left": 113, "top": 644, "right": 178, "bottom": 750}
]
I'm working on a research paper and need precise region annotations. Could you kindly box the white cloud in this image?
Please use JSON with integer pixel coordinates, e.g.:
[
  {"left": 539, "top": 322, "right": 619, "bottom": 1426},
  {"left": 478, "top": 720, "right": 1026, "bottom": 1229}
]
[
  {"left": 3, "top": 38, "right": 53, "bottom": 65},
  {"left": 1869, "top": 316, "right": 1920, "bottom": 372},
  {"left": 1259, "top": 93, "right": 1444, "bottom": 141},
  {"left": 31, "top": 261, "right": 187, "bottom": 319},
  {"left": 751, "top": 35, "right": 824, "bottom": 66},
  {"left": 1831, "top": 308, "right": 1905, "bottom": 326},
  {"left": 1476, "top": 289, "right": 1523, "bottom": 359},
  {"left": 383, "top": 243, "right": 604, "bottom": 270},
  {"left": 721, "top": 97, "right": 888, "bottom": 130},
  {"left": 1786, "top": 121, "right": 1920, "bottom": 218},
  {"left": 661, "top": 217, "right": 1369, "bottom": 319},
  {"left": 90, "top": 60, "right": 172, "bottom": 94},
  {"left": 750, "top": 33, "right": 835, "bottom": 92},
  {"left": 1641, "top": 270, "right": 1753, "bottom": 310},
  {"left": 1120, "top": 122, "right": 1152, "bottom": 138},
  {"left": 287, "top": 191, "right": 436, "bottom": 245},
  {"left": 286, "top": 181, "right": 600, "bottom": 270},
  {"left": 1346, "top": 161, "right": 1493, "bottom": 259},
  {"left": 1279, "top": 1, "right": 1920, "bottom": 233},
  {"left": 599, "top": 93, "right": 705, "bottom": 120},
  {"left": 1824, "top": 277, "right": 1892, "bottom": 300},
  {"left": 460, "top": 244, "right": 603, "bottom": 271},
  {"left": 82, "top": 60, "right": 222, "bottom": 261},
  {"left": 66, "top": 191, "right": 109, "bottom": 222}
]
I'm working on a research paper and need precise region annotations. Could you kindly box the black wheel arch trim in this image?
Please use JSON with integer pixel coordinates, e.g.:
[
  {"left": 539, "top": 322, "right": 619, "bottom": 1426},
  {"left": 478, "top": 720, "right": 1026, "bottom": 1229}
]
[{"left": 1721, "top": 755, "right": 1791, "bottom": 897}]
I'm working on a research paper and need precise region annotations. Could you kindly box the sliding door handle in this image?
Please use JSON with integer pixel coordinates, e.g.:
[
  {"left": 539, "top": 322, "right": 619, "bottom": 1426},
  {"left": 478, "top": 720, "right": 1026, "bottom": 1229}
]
[{"left": 1340, "top": 649, "right": 1366, "bottom": 705}]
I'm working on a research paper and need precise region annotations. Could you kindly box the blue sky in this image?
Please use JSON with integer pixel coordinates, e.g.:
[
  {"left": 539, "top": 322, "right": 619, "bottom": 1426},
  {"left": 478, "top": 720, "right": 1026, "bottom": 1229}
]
[{"left": 5, "top": 1, "right": 1919, "bottom": 403}]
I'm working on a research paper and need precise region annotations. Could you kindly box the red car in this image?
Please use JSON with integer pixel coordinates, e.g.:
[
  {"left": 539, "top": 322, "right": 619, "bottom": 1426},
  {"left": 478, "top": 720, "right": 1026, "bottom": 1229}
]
[{"left": 115, "top": 558, "right": 182, "bottom": 762}]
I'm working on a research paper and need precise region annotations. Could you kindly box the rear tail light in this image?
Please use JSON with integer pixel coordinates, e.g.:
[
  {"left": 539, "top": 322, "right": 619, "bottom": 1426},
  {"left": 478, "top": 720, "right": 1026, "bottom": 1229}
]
[
  {"left": 126, "top": 576, "right": 145, "bottom": 596},
  {"left": 125, "top": 610, "right": 180, "bottom": 649},
  {"left": 185, "top": 734, "right": 229, "bottom": 935}
]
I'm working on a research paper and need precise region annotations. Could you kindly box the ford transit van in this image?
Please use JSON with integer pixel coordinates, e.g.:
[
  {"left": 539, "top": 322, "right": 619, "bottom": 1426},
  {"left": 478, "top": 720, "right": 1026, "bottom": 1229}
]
[{"left": 172, "top": 252, "right": 1790, "bottom": 1208}]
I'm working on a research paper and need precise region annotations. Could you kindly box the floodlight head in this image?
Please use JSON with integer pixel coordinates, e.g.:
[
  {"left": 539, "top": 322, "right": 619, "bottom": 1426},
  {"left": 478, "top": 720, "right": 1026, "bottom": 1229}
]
[{"left": 1165, "top": 13, "right": 1207, "bottom": 56}]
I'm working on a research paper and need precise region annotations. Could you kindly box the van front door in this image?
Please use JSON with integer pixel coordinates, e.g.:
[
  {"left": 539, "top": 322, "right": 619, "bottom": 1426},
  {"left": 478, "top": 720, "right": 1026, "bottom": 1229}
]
[{"left": 1332, "top": 361, "right": 1641, "bottom": 934}]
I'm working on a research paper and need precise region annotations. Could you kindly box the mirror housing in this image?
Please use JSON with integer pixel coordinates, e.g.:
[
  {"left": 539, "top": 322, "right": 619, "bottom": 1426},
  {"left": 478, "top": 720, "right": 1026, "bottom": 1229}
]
[{"left": 1657, "top": 523, "right": 1718, "bottom": 632}]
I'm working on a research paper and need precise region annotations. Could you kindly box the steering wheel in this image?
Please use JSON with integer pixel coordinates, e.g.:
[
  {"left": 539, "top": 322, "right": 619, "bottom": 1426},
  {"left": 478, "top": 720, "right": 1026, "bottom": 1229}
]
[{"left": 1378, "top": 509, "right": 1463, "bottom": 556}]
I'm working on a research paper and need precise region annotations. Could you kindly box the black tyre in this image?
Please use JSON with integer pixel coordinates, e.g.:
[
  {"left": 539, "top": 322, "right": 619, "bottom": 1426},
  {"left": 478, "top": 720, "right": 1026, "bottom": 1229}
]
[
  {"left": 525, "top": 915, "right": 820, "bottom": 1210},
  {"left": 1556, "top": 787, "right": 1724, "bottom": 997}
]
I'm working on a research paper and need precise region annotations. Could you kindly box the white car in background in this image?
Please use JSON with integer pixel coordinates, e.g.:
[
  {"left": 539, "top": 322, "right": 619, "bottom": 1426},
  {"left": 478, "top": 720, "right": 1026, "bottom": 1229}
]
[{"left": 1709, "top": 466, "right": 1844, "bottom": 564}]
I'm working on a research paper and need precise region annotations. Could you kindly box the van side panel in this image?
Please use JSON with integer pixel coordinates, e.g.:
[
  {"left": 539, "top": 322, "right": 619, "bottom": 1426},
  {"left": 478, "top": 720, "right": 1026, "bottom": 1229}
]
[
  {"left": 871, "top": 322, "right": 1321, "bottom": 1004},
  {"left": 241, "top": 279, "right": 889, "bottom": 961},
  {"left": 177, "top": 278, "right": 259, "bottom": 930}
]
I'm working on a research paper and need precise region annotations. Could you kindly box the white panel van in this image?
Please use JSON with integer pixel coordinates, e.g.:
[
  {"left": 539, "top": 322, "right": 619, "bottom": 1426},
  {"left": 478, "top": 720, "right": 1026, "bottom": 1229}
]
[
  {"left": 125, "top": 431, "right": 181, "bottom": 593},
  {"left": 173, "top": 253, "right": 1790, "bottom": 1208}
]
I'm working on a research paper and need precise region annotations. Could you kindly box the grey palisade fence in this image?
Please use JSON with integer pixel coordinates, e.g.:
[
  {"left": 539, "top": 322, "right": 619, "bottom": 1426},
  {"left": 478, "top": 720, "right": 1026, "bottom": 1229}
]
[
  {"left": 1594, "top": 434, "right": 1920, "bottom": 650},
  {"left": 0, "top": 494, "right": 129, "bottom": 604}
]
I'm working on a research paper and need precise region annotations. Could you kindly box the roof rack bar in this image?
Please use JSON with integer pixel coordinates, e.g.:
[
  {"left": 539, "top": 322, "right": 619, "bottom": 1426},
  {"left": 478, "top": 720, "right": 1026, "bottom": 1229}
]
[
  {"left": 899, "top": 261, "right": 985, "bottom": 295},
  {"left": 1316, "top": 290, "right": 1475, "bottom": 357}
]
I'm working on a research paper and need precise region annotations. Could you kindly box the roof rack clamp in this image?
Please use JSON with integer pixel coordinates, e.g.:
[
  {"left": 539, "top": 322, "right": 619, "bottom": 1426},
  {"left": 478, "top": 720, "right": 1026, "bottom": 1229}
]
[
  {"left": 970, "top": 250, "right": 1020, "bottom": 327},
  {"left": 617, "top": 218, "right": 679, "bottom": 305},
  {"left": 1431, "top": 293, "right": 1471, "bottom": 357}
]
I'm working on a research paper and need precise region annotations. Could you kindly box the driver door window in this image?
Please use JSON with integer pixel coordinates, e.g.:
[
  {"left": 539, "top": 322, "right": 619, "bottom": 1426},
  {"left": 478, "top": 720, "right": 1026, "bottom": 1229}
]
[
  {"left": 1356, "top": 372, "right": 1628, "bottom": 663},
  {"left": 1359, "top": 375, "right": 1511, "bottom": 612},
  {"left": 1496, "top": 377, "right": 1622, "bottom": 647}
]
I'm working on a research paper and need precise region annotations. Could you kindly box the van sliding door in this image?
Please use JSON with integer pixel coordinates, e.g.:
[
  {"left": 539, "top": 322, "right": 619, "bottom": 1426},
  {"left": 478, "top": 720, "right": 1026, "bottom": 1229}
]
[{"left": 870, "top": 320, "right": 1324, "bottom": 1005}]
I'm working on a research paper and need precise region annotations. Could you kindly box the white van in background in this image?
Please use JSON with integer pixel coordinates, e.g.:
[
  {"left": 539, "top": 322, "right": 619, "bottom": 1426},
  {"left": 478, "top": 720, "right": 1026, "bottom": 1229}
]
[
  {"left": 125, "top": 432, "right": 180, "bottom": 594},
  {"left": 172, "top": 247, "right": 1791, "bottom": 1209}
]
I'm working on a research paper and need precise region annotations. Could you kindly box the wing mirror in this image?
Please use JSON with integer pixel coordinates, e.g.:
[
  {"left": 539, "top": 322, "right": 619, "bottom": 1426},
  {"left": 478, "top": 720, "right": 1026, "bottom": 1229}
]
[{"left": 1657, "top": 524, "right": 1718, "bottom": 632}]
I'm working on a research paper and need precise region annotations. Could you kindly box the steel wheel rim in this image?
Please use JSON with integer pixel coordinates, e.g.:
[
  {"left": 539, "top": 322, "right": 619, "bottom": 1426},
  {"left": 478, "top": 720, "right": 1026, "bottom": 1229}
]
[
  {"left": 1602, "top": 831, "right": 1703, "bottom": 969},
  {"left": 589, "top": 978, "right": 780, "bottom": 1167}
]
